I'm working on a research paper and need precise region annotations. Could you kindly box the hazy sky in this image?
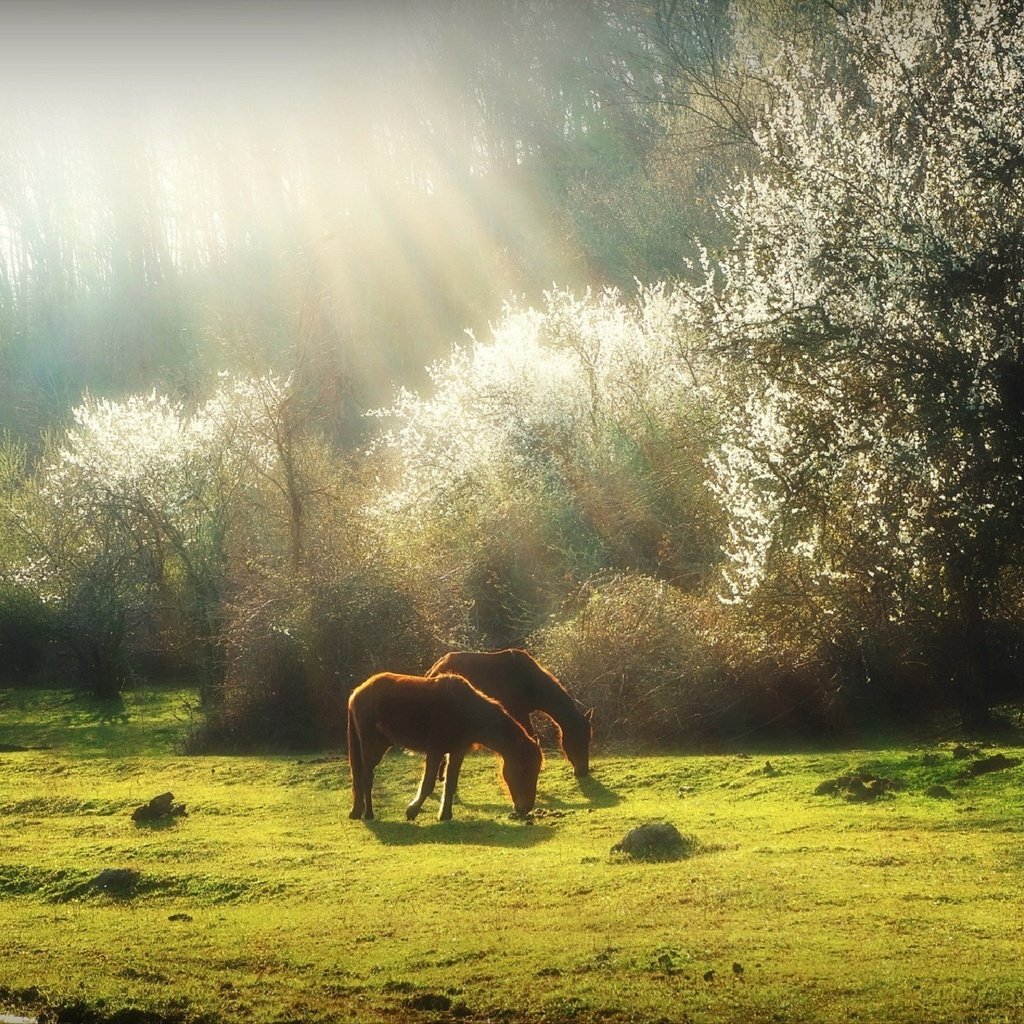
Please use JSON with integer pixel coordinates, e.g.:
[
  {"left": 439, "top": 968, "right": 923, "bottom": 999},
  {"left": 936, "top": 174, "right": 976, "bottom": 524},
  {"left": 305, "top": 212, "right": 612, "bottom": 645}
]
[{"left": 0, "top": 1, "right": 413, "bottom": 100}]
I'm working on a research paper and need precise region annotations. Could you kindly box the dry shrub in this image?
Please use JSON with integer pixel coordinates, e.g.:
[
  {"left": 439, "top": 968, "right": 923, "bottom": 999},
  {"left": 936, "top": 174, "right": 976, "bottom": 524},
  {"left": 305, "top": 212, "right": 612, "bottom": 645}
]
[
  {"left": 188, "top": 565, "right": 435, "bottom": 752},
  {"left": 531, "top": 572, "right": 841, "bottom": 747},
  {"left": 531, "top": 573, "right": 724, "bottom": 744}
]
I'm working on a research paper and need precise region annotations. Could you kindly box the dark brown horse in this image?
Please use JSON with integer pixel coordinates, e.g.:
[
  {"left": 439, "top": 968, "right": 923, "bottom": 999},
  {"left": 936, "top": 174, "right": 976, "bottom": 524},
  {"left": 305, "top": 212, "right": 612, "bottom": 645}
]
[
  {"left": 347, "top": 672, "right": 542, "bottom": 822},
  {"left": 426, "top": 649, "right": 592, "bottom": 777}
]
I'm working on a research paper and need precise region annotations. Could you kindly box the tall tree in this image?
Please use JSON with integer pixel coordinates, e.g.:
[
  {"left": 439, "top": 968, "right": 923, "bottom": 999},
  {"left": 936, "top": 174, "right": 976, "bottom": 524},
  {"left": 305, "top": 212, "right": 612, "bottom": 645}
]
[{"left": 703, "top": 0, "right": 1024, "bottom": 729}]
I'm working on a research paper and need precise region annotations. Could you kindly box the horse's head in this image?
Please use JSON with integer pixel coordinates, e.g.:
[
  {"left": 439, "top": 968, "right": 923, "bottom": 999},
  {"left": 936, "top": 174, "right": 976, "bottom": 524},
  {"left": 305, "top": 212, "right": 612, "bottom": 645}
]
[
  {"left": 563, "top": 707, "right": 593, "bottom": 778},
  {"left": 503, "top": 735, "right": 542, "bottom": 817}
]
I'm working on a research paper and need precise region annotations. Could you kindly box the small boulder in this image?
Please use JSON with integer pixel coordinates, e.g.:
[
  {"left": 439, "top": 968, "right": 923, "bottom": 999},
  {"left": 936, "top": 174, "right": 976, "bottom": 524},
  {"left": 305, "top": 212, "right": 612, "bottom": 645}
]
[
  {"left": 612, "top": 822, "right": 696, "bottom": 862},
  {"left": 91, "top": 867, "right": 141, "bottom": 897}
]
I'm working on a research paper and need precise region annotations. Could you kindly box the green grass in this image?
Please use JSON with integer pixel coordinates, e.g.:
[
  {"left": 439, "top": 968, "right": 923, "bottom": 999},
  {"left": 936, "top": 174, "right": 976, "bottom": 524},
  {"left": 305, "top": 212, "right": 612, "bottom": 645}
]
[
  {"left": 1, "top": 688, "right": 1023, "bottom": 1023},
  {"left": 0, "top": 685, "right": 198, "bottom": 757}
]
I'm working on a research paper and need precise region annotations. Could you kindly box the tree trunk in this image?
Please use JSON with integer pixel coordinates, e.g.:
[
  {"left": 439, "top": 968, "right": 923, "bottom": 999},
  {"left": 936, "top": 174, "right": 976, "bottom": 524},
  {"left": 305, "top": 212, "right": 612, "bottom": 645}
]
[{"left": 950, "top": 569, "right": 993, "bottom": 735}]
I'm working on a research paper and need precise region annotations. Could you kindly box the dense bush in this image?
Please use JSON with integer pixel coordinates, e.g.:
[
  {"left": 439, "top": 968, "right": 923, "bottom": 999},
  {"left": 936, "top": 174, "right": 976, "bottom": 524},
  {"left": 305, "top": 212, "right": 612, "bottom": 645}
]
[
  {"left": 0, "top": 583, "right": 57, "bottom": 685},
  {"left": 530, "top": 572, "right": 842, "bottom": 748},
  {"left": 187, "top": 563, "right": 437, "bottom": 753}
]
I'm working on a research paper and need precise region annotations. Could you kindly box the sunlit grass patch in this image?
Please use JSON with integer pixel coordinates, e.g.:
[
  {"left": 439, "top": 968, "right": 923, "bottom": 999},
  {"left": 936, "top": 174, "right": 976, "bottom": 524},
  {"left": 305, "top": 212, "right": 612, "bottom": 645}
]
[
  {"left": 1, "top": 691, "right": 1023, "bottom": 1023},
  {"left": 0, "top": 685, "right": 196, "bottom": 757}
]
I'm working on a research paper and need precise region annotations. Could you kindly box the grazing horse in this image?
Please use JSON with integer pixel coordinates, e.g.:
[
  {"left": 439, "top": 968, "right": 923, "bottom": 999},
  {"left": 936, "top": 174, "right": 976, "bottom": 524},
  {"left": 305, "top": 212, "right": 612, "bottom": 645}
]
[
  {"left": 426, "top": 649, "right": 592, "bottom": 777},
  {"left": 347, "top": 672, "right": 542, "bottom": 822}
]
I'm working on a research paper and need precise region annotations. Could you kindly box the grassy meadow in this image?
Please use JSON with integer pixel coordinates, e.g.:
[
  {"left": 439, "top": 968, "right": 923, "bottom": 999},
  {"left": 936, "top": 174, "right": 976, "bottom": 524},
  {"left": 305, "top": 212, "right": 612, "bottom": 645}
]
[{"left": 1, "top": 688, "right": 1023, "bottom": 1024}]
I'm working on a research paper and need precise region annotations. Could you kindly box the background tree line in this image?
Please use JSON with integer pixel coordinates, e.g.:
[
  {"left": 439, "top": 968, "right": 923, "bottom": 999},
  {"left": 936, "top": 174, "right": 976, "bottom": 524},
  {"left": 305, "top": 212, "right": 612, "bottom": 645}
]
[{"left": 1, "top": 0, "right": 1021, "bottom": 748}]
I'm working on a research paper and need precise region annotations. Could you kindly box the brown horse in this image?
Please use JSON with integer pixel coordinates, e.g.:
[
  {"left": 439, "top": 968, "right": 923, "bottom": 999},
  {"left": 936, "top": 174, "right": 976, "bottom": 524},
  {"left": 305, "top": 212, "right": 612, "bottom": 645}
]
[
  {"left": 347, "top": 672, "right": 542, "bottom": 822},
  {"left": 426, "top": 649, "right": 592, "bottom": 777}
]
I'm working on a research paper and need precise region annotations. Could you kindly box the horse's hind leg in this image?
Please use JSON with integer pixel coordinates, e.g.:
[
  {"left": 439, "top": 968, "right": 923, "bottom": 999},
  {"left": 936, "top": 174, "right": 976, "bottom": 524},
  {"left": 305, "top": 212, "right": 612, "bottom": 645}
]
[
  {"left": 407, "top": 750, "right": 445, "bottom": 820},
  {"left": 439, "top": 749, "right": 467, "bottom": 821},
  {"left": 348, "top": 713, "right": 367, "bottom": 820},
  {"left": 350, "top": 725, "right": 387, "bottom": 820}
]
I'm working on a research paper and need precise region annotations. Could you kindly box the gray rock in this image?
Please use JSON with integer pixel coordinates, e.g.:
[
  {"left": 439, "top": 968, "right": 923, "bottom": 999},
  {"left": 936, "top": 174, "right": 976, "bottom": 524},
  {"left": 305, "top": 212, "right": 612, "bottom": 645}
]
[{"left": 611, "top": 822, "right": 696, "bottom": 862}]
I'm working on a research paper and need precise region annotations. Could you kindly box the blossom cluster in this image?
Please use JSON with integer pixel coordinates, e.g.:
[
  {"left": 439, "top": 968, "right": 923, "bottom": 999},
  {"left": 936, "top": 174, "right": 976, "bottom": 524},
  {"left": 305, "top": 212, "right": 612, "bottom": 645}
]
[{"left": 704, "top": 0, "right": 1024, "bottom": 615}]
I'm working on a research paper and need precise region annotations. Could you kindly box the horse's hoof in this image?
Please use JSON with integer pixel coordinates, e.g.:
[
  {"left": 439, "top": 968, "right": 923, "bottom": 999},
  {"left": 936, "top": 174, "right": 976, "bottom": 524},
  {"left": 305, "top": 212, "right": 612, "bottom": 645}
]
[
  {"left": 406, "top": 806, "right": 420, "bottom": 821},
  {"left": 348, "top": 809, "right": 362, "bottom": 820}
]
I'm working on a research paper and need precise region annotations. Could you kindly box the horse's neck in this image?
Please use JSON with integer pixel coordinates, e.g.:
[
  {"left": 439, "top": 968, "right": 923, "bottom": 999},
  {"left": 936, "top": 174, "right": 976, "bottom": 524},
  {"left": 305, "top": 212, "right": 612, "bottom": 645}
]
[
  {"left": 531, "top": 675, "right": 581, "bottom": 729},
  {"left": 486, "top": 701, "right": 530, "bottom": 755}
]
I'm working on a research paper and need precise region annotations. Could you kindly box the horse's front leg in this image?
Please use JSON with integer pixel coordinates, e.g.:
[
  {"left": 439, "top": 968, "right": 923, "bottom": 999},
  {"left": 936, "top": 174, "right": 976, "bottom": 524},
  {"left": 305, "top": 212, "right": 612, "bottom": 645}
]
[
  {"left": 439, "top": 749, "right": 467, "bottom": 821},
  {"left": 407, "top": 750, "right": 445, "bottom": 820}
]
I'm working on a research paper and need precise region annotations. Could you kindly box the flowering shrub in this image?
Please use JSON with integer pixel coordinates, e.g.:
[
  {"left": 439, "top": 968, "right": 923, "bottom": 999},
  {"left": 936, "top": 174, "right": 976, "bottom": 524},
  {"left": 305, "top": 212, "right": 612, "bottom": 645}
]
[
  {"left": 9, "top": 377, "right": 292, "bottom": 696},
  {"left": 368, "top": 285, "right": 722, "bottom": 647}
]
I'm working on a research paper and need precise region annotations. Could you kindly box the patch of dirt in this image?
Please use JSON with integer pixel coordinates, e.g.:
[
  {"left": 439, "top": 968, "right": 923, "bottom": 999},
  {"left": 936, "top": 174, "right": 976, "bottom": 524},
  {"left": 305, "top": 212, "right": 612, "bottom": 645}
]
[
  {"left": 813, "top": 773, "right": 902, "bottom": 802},
  {"left": 529, "top": 808, "right": 571, "bottom": 821},
  {"left": 956, "top": 753, "right": 1022, "bottom": 779}
]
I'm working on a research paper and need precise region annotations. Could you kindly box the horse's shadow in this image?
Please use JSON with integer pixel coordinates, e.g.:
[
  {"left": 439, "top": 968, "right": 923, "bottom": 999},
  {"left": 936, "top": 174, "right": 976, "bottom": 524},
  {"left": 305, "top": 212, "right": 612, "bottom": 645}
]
[
  {"left": 578, "top": 774, "right": 621, "bottom": 807},
  {"left": 363, "top": 816, "right": 554, "bottom": 848},
  {"left": 544, "top": 772, "right": 622, "bottom": 810}
]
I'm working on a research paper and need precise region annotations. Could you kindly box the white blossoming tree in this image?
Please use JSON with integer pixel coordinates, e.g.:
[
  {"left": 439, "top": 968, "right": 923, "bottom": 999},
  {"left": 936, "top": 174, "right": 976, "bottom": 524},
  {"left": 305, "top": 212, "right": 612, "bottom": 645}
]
[
  {"left": 11, "top": 377, "right": 290, "bottom": 697},
  {"left": 370, "top": 285, "right": 722, "bottom": 645},
  {"left": 704, "top": 0, "right": 1024, "bottom": 729}
]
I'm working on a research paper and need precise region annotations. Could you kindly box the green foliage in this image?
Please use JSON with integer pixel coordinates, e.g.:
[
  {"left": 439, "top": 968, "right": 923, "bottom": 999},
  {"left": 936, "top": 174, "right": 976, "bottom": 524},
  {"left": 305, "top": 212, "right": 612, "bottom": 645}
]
[{"left": 0, "top": 582, "right": 56, "bottom": 683}]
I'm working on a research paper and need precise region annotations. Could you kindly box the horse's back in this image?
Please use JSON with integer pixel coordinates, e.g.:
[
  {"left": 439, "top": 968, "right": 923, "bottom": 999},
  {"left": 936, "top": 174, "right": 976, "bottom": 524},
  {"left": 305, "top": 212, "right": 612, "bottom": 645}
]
[
  {"left": 348, "top": 671, "right": 498, "bottom": 753},
  {"left": 428, "top": 649, "right": 557, "bottom": 713}
]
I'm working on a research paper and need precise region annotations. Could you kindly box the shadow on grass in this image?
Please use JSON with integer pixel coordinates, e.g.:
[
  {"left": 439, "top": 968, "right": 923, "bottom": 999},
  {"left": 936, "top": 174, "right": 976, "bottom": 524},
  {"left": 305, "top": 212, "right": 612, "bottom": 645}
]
[
  {"left": 578, "top": 774, "right": 622, "bottom": 807},
  {"left": 363, "top": 817, "right": 554, "bottom": 847},
  {"left": 544, "top": 773, "right": 622, "bottom": 810},
  {"left": 132, "top": 816, "right": 184, "bottom": 832},
  {"left": 0, "top": 686, "right": 194, "bottom": 757}
]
